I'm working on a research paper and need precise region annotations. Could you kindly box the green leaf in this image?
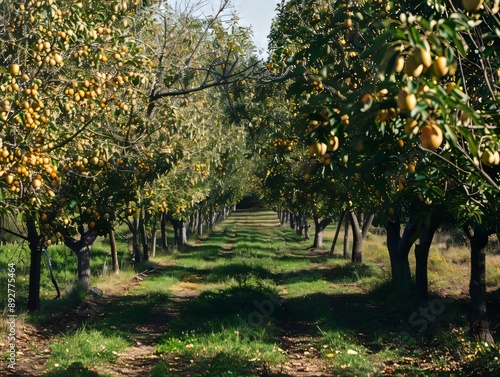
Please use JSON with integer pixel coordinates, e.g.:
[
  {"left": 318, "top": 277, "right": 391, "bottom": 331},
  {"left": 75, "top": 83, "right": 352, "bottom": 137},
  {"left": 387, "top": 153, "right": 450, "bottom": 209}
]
[
  {"left": 69, "top": 199, "right": 78, "bottom": 209},
  {"left": 456, "top": 126, "right": 479, "bottom": 157}
]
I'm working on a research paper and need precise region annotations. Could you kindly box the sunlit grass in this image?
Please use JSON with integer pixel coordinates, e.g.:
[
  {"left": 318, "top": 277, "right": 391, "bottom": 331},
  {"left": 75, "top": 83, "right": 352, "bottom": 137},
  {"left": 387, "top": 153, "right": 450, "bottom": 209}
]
[{"left": 45, "top": 327, "right": 128, "bottom": 370}]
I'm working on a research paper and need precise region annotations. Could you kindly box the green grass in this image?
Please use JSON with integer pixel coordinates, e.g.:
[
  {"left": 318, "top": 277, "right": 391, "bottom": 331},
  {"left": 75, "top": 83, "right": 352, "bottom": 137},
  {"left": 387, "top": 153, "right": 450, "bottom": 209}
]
[
  {"left": 318, "top": 327, "right": 390, "bottom": 377},
  {"left": 44, "top": 327, "right": 128, "bottom": 372},
  {"left": 2, "top": 209, "right": 500, "bottom": 376}
]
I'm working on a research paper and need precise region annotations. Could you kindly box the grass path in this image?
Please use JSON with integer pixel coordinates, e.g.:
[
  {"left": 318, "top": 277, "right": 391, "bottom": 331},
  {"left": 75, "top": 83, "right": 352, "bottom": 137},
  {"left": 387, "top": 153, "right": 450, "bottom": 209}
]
[{"left": 6, "top": 209, "right": 500, "bottom": 376}]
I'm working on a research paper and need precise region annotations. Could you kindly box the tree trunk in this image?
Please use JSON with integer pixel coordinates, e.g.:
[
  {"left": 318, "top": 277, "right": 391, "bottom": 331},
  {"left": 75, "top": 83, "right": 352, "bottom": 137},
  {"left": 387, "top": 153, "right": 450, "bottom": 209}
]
[
  {"left": 197, "top": 209, "right": 203, "bottom": 235},
  {"left": 343, "top": 213, "right": 349, "bottom": 259},
  {"left": 468, "top": 225, "right": 494, "bottom": 343},
  {"left": 349, "top": 211, "right": 363, "bottom": 264},
  {"left": 129, "top": 217, "right": 142, "bottom": 263},
  {"left": 151, "top": 219, "right": 157, "bottom": 258},
  {"left": 296, "top": 213, "right": 302, "bottom": 235},
  {"left": 109, "top": 229, "right": 119, "bottom": 273},
  {"left": 279, "top": 210, "right": 286, "bottom": 225},
  {"left": 161, "top": 212, "right": 168, "bottom": 251},
  {"left": 361, "top": 213, "right": 374, "bottom": 240},
  {"left": 64, "top": 228, "right": 97, "bottom": 292},
  {"left": 313, "top": 217, "right": 332, "bottom": 248},
  {"left": 27, "top": 215, "right": 42, "bottom": 311},
  {"left": 139, "top": 211, "right": 148, "bottom": 261},
  {"left": 303, "top": 215, "right": 310, "bottom": 240},
  {"left": 0, "top": 216, "right": 6, "bottom": 245},
  {"left": 415, "top": 222, "right": 438, "bottom": 303},
  {"left": 290, "top": 212, "right": 296, "bottom": 230},
  {"left": 386, "top": 217, "right": 418, "bottom": 288},
  {"left": 181, "top": 219, "right": 188, "bottom": 246},
  {"left": 171, "top": 218, "right": 186, "bottom": 248},
  {"left": 190, "top": 213, "right": 196, "bottom": 233},
  {"left": 209, "top": 206, "right": 214, "bottom": 230},
  {"left": 330, "top": 210, "right": 346, "bottom": 255}
]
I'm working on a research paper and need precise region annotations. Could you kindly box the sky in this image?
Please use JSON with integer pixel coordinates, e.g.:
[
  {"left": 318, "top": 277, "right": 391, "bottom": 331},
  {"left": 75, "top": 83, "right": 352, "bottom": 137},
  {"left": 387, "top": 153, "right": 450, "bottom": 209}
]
[{"left": 167, "top": 0, "right": 280, "bottom": 57}]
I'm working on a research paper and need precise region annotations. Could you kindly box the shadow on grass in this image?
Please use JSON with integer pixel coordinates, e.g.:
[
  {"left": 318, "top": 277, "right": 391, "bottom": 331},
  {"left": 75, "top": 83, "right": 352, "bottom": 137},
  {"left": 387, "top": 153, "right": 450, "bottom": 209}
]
[
  {"left": 41, "top": 362, "right": 102, "bottom": 377},
  {"left": 151, "top": 352, "right": 275, "bottom": 377},
  {"left": 91, "top": 292, "right": 168, "bottom": 337},
  {"left": 205, "top": 263, "right": 274, "bottom": 283},
  {"left": 278, "top": 281, "right": 478, "bottom": 349}
]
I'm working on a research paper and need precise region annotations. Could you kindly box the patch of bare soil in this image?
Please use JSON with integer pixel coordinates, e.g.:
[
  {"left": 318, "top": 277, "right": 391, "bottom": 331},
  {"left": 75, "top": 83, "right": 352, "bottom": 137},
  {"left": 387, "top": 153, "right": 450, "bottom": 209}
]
[{"left": 268, "top": 320, "right": 332, "bottom": 377}]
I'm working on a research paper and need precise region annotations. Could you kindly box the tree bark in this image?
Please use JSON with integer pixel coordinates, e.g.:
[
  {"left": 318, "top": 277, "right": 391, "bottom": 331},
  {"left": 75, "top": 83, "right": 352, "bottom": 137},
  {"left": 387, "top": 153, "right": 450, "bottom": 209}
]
[
  {"left": 0, "top": 216, "right": 6, "bottom": 245},
  {"left": 170, "top": 218, "right": 187, "bottom": 248},
  {"left": 190, "top": 213, "right": 196, "bottom": 233},
  {"left": 161, "top": 212, "right": 168, "bottom": 251},
  {"left": 386, "top": 217, "right": 418, "bottom": 288},
  {"left": 197, "top": 209, "right": 203, "bottom": 235},
  {"left": 209, "top": 206, "right": 214, "bottom": 230},
  {"left": 415, "top": 222, "right": 439, "bottom": 303},
  {"left": 330, "top": 210, "right": 346, "bottom": 255},
  {"left": 312, "top": 216, "right": 332, "bottom": 248},
  {"left": 27, "top": 214, "right": 42, "bottom": 311},
  {"left": 181, "top": 219, "right": 188, "bottom": 245},
  {"left": 361, "top": 213, "right": 374, "bottom": 240},
  {"left": 343, "top": 212, "right": 349, "bottom": 259},
  {"left": 303, "top": 215, "right": 310, "bottom": 240},
  {"left": 139, "top": 210, "right": 148, "bottom": 261},
  {"left": 349, "top": 211, "right": 363, "bottom": 264},
  {"left": 151, "top": 219, "right": 157, "bottom": 258},
  {"left": 109, "top": 229, "right": 119, "bottom": 273},
  {"left": 64, "top": 228, "right": 97, "bottom": 292},
  {"left": 290, "top": 212, "right": 296, "bottom": 230},
  {"left": 468, "top": 225, "right": 494, "bottom": 343},
  {"left": 296, "top": 213, "right": 302, "bottom": 235},
  {"left": 129, "top": 217, "right": 142, "bottom": 263}
]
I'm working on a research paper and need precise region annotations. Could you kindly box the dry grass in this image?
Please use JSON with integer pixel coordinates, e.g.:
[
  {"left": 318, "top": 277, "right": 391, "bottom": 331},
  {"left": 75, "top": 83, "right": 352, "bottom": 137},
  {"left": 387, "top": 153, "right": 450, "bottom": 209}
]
[
  {"left": 0, "top": 307, "right": 28, "bottom": 342},
  {"left": 94, "top": 268, "right": 138, "bottom": 293},
  {"left": 323, "top": 223, "right": 500, "bottom": 296}
]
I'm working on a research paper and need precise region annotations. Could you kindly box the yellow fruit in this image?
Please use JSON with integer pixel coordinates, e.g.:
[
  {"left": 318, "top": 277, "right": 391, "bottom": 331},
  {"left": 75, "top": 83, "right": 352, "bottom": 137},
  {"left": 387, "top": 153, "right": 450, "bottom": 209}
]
[
  {"left": 405, "top": 93, "right": 417, "bottom": 111},
  {"left": 420, "top": 124, "right": 443, "bottom": 151},
  {"left": 344, "top": 18, "right": 353, "bottom": 28},
  {"left": 432, "top": 56, "right": 449, "bottom": 78},
  {"left": 494, "top": 151, "right": 500, "bottom": 165},
  {"left": 415, "top": 46, "right": 432, "bottom": 68},
  {"left": 397, "top": 89, "right": 416, "bottom": 111},
  {"left": 361, "top": 93, "right": 373, "bottom": 106},
  {"left": 327, "top": 136, "right": 340, "bottom": 151},
  {"left": 394, "top": 55, "right": 405, "bottom": 73},
  {"left": 462, "top": 0, "right": 483, "bottom": 12},
  {"left": 10, "top": 64, "right": 20, "bottom": 75},
  {"left": 54, "top": 54, "right": 63, "bottom": 64},
  {"left": 404, "top": 118, "right": 419, "bottom": 136},
  {"left": 481, "top": 149, "right": 499, "bottom": 166},
  {"left": 32, "top": 178, "right": 42, "bottom": 189},
  {"left": 308, "top": 142, "right": 327, "bottom": 157},
  {"left": 308, "top": 120, "right": 320, "bottom": 129},
  {"left": 404, "top": 54, "right": 424, "bottom": 78},
  {"left": 6, "top": 174, "right": 14, "bottom": 184},
  {"left": 341, "top": 114, "right": 349, "bottom": 127}
]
